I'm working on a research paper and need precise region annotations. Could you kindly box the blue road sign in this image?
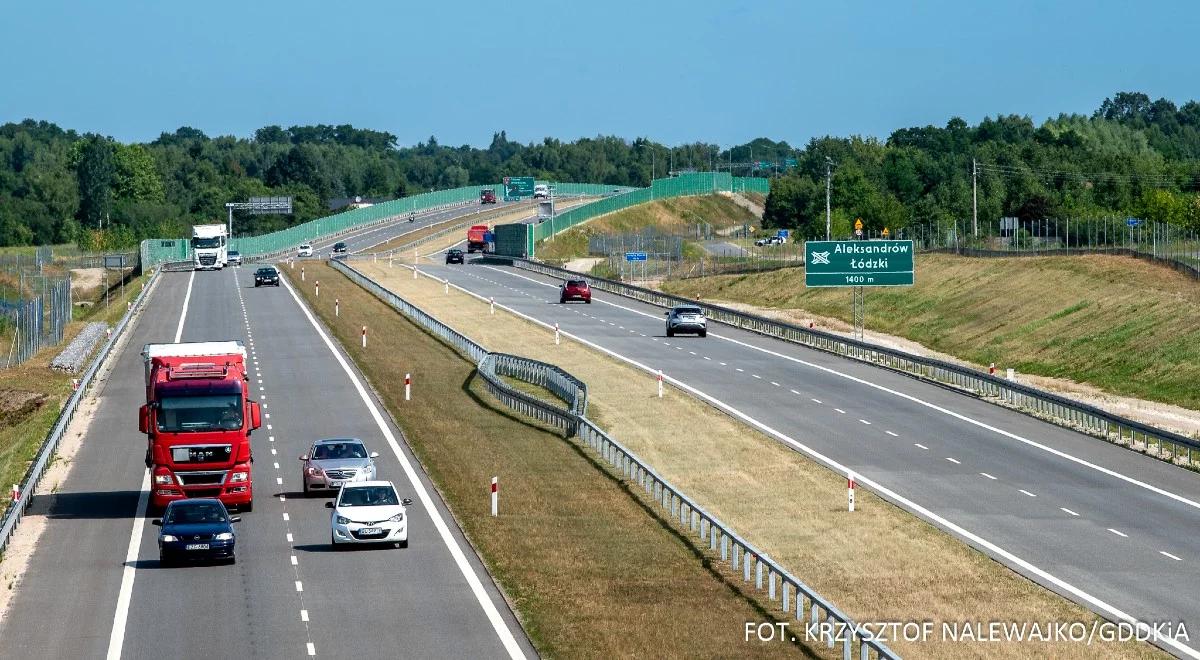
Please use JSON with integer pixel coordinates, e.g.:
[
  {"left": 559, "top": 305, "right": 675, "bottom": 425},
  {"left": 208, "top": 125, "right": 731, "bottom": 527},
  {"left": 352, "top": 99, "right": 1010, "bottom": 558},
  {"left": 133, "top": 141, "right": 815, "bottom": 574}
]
[
  {"left": 625, "top": 252, "right": 647, "bottom": 262},
  {"left": 776, "top": 229, "right": 790, "bottom": 239},
  {"left": 1126, "top": 217, "right": 1142, "bottom": 227}
]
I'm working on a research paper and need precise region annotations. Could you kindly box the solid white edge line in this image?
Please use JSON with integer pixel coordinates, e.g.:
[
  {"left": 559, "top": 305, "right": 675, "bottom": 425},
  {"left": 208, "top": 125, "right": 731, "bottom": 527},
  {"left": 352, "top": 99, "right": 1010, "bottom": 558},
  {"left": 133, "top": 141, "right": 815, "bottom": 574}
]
[
  {"left": 280, "top": 273, "right": 526, "bottom": 659},
  {"left": 108, "top": 268, "right": 195, "bottom": 660},
  {"left": 479, "top": 264, "right": 1200, "bottom": 516},
  {"left": 428, "top": 263, "right": 1200, "bottom": 659},
  {"left": 1160, "top": 551, "right": 1182, "bottom": 561}
]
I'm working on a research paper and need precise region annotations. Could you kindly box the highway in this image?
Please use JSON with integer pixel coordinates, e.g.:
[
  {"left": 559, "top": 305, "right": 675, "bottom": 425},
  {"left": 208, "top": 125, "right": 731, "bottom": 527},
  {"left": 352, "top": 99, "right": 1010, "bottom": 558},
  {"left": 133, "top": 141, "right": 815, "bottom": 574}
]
[
  {"left": 414, "top": 258, "right": 1200, "bottom": 657},
  {"left": 0, "top": 263, "right": 531, "bottom": 658}
]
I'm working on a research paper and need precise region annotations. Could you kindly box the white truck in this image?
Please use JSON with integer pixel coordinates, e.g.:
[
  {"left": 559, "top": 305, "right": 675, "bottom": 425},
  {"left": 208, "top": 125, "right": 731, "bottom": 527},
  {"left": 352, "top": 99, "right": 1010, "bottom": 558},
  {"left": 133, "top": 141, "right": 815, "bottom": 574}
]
[
  {"left": 533, "top": 183, "right": 550, "bottom": 199},
  {"left": 192, "top": 224, "right": 228, "bottom": 270}
]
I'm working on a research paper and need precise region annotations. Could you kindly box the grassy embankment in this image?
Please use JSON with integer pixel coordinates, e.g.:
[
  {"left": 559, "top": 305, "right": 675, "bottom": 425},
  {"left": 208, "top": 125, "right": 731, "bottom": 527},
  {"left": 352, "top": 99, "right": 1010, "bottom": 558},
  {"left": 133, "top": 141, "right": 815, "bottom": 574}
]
[
  {"left": 663, "top": 253, "right": 1200, "bottom": 411},
  {"left": 293, "top": 262, "right": 814, "bottom": 659},
  {"left": 0, "top": 271, "right": 148, "bottom": 508},
  {"left": 537, "top": 195, "right": 759, "bottom": 263},
  {"left": 351, "top": 260, "right": 1160, "bottom": 660}
]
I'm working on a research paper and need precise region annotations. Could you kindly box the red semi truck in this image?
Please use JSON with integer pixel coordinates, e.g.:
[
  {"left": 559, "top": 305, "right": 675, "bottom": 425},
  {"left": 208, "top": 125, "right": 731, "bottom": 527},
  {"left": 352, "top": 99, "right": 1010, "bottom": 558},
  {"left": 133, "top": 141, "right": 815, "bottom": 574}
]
[
  {"left": 467, "top": 224, "right": 491, "bottom": 253},
  {"left": 139, "top": 341, "right": 261, "bottom": 512}
]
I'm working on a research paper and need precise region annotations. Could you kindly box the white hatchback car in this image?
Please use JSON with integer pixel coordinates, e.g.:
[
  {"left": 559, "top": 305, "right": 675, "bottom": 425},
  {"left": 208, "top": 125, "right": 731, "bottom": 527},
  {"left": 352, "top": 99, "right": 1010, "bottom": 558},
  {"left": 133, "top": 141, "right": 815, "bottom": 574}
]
[
  {"left": 298, "top": 243, "right": 314, "bottom": 257},
  {"left": 326, "top": 481, "right": 412, "bottom": 548}
]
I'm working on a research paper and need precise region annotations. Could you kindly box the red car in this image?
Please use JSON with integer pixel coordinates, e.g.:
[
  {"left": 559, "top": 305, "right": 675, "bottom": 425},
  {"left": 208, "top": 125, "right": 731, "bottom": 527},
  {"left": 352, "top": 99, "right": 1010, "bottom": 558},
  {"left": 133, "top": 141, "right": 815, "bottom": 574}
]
[{"left": 559, "top": 279, "right": 591, "bottom": 304}]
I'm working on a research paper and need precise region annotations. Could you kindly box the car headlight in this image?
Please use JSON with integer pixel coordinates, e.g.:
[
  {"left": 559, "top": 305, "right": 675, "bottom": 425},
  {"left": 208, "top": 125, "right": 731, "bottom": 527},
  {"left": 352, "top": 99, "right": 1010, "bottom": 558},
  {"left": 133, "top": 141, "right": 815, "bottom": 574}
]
[
  {"left": 161, "top": 534, "right": 178, "bottom": 542},
  {"left": 229, "top": 472, "right": 248, "bottom": 483},
  {"left": 306, "top": 467, "right": 321, "bottom": 476},
  {"left": 389, "top": 513, "right": 404, "bottom": 522},
  {"left": 336, "top": 516, "right": 350, "bottom": 525},
  {"left": 154, "top": 474, "right": 174, "bottom": 486},
  {"left": 214, "top": 532, "right": 234, "bottom": 541}
]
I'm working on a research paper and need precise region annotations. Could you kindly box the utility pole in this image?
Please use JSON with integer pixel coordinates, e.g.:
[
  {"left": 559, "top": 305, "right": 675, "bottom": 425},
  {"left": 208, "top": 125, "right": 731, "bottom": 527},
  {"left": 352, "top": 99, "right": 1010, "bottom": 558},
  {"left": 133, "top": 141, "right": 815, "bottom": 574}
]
[
  {"left": 825, "top": 157, "right": 833, "bottom": 241},
  {"left": 972, "top": 158, "right": 978, "bottom": 237}
]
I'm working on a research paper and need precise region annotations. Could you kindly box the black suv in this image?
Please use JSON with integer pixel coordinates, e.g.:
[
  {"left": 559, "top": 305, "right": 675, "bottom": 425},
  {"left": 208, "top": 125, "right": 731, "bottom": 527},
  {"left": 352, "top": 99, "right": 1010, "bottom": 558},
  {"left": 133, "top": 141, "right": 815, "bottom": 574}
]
[
  {"left": 445, "top": 248, "right": 465, "bottom": 264},
  {"left": 332, "top": 241, "right": 348, "bottom": 253},
  {"left": 254, "top": 266, "right": 280, "bottom": 287}
]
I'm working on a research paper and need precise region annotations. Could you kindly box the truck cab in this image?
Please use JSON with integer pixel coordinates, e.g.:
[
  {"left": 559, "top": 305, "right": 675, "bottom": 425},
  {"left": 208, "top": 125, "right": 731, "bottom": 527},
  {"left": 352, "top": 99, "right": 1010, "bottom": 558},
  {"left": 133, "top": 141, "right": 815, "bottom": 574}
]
[
  {"left": 480, "top": 189, "right": 497, "bottom": 204},
  {"left": 140, "top": 342, "right": 261, "bottom": 512}
]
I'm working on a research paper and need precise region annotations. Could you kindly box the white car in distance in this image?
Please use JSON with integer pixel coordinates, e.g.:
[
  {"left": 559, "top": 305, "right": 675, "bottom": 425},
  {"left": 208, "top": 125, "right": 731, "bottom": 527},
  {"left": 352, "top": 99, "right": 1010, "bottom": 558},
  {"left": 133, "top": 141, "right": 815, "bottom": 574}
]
[
  {"left": 326, "top": 481, "right": 412, "bottom": 548},
  {"left": 298, "top": 243, "right": 314, "bottom": 257}
]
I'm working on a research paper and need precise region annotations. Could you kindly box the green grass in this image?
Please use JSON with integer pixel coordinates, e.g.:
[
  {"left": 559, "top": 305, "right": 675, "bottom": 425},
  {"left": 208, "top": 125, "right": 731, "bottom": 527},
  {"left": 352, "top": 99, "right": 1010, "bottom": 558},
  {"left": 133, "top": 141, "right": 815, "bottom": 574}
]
[
  {"left": 537, "top": 195, "right": 759, "bottom": 262},
  {"left": 297, "top": 263, "right": 814, "bottom": 659},
  {"left": 663, "top": 253, "right": 1200, "bottom": 410}
]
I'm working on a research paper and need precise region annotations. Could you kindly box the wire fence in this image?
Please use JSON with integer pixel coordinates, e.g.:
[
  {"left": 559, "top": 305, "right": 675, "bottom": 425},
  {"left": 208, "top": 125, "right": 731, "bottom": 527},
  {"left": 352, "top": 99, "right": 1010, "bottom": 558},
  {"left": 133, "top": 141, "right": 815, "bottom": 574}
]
[
  {"left": 0, "top": 273, "right": 72, "bottom": 369},
  {"left": 330, "top": 257, "right": 898, "bottom": 660}
]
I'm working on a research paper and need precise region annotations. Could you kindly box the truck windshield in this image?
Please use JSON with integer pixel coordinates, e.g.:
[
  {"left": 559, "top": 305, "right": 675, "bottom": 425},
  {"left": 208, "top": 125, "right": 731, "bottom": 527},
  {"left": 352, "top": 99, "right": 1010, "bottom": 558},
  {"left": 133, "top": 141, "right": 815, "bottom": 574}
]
[
  {"left": 157, "top": 394, "right": 242, "bottom": 432},
  {"left": 192, "top": 237, "right": 223, "bottom": 249}
]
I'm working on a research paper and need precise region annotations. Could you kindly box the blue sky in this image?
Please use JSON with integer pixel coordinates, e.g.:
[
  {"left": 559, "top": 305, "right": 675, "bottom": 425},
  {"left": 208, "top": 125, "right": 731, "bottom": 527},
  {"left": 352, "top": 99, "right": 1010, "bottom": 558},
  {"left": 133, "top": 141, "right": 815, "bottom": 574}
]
[{"left": 2, "top": 0, "right": 1196, "bottom": 148}]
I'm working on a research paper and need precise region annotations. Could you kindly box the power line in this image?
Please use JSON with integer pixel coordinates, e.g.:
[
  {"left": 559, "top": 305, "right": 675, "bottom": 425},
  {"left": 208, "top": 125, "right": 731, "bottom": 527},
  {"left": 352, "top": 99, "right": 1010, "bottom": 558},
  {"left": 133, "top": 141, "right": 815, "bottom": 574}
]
[{"left": 976, "top": 162, "right": 1194, "bottom": 187}]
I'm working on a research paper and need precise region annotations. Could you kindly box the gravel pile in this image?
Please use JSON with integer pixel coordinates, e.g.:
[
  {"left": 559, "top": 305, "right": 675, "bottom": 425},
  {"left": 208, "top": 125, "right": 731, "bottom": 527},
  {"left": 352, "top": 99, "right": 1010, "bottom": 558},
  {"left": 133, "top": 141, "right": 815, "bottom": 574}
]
[{"left": 50, "top": 322, "right": 110, "bottom": 373}]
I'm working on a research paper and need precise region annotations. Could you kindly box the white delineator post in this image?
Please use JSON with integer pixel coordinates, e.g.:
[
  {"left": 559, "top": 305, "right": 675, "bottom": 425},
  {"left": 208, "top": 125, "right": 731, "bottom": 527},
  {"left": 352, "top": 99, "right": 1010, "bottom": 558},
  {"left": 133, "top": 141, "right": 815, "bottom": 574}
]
[
  {"left": 444, "top": 279, "right": 449, "bottom": 294},
  {"left": 301, "top": 266, "right": 305, "bottom": 281},
  {"left": 361, "top": 325, "right": 367, "bottom": 348},
  {"left": 9, "top": 484, "right": 18, "bottom": 503},
  {"left": 657, "top": 370, "right": 664, "bottom": 398},
  {"left": 404, "top": 373, "right": 411, "bottom": 401},
  {"left": 335, "top": 298, "right": 340, "bottom": 317},
  {"left": 314, "top": 280, "right": 319, "bottom": 298},
  {"left": 127, "top": 301, "right": 132, "bottom": 311},
  {"left": 1007, "top": 368, "right": 1016, "bottom": 381},
  {"left": 848, "top": 472, "right": 856, "bottom": 512},
  {"left": 989, "top": 362, "right": 995, "bottom": 375},
  {"left": 554, "top": 322, "right": 560, "bottom": 345},
  {"left": 490, "top": 477, "right": 498, "bottom": 517},
  {"left": 490, "top": 296, "right": 495, "bottom": 314}
]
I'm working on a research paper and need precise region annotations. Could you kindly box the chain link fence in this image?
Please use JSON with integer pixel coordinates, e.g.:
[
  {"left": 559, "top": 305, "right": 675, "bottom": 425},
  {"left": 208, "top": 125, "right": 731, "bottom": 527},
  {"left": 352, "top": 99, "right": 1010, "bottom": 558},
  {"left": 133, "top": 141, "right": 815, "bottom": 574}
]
[{"left": 1, "top": 271, "right": 72, "bottom": 368}]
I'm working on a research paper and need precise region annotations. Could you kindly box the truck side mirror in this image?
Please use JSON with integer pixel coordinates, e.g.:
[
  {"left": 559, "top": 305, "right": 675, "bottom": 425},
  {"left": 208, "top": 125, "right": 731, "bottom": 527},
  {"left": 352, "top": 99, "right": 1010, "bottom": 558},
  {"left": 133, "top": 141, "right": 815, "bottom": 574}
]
[
  {"left": 139, "top": 404, "right": 150, "bottom": 434},
  {"left": 249, "top": 401, "right": 262, "bottom": 430}
]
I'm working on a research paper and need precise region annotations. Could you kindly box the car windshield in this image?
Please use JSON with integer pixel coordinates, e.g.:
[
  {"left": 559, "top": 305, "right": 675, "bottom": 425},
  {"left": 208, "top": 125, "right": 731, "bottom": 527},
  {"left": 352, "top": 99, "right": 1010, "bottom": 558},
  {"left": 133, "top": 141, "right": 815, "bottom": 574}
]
[
  {"left": 676, "top": 307, "right": 702, "bottom": 315},
  {"left": 166, "top": 502, "right": 228, "bottom": 525},
  {"left": 566, "top": 280, "right": 586, "bottom": 287},
  {"left": 257, "top": 268, "right": 276, "bottom": 276},
  {"left": 312, "top": 442, "right": 367, "bottom": 460},
  {"left": 449, "top": 249, "right": 461, "bottom": 254},
  {"left": 340, "top": 485, "right": 399, "bottom": 507},
  {"left": 300, "top": 244, "right": 311, "bottom": 250},
  {"left": 157, "top": 394, "right": 243, "bottom": 432}
]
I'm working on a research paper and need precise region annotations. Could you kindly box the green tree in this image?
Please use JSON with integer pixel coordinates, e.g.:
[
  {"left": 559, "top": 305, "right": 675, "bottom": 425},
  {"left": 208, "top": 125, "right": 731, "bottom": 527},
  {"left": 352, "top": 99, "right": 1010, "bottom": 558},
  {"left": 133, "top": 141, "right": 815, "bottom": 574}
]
[{"left": 74, "top": 135, "right": 116, "bottom": 230}]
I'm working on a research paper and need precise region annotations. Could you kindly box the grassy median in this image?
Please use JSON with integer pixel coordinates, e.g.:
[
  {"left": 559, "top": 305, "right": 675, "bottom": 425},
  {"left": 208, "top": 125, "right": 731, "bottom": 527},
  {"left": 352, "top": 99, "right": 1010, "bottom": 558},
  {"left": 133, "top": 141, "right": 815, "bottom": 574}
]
[
  {"left": 294, "top": 262, "right": 815, "bottom": 659},
  {"left": 350, "top": 260, "right": 1163, "bottom": 659}
]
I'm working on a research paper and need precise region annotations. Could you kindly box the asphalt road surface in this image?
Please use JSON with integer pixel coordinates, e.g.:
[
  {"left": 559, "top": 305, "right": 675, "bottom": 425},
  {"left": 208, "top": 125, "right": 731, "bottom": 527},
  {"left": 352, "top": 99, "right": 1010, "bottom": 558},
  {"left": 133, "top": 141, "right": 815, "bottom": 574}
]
[
  {"left": 0, "top": 265, "right": 531, "bottom": 659},
  {"left": 414, "top": 258, "right": 1200, "bottom": 658}
]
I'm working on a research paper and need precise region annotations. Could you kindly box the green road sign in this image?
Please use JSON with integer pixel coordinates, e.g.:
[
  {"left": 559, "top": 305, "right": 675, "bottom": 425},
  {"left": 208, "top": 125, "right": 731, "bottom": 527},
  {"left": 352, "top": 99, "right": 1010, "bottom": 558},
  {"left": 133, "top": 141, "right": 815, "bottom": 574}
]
[
  {"left": 804, "top": 240, "right": 915, "bottom": 287},
  {"left": 504, "top": 176, "right": 535, "bottom": 198}
]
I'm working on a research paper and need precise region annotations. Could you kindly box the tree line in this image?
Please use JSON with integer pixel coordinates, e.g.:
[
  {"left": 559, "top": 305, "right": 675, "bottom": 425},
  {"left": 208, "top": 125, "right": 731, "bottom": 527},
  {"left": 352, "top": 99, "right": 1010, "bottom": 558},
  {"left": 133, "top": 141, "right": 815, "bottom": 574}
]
[{"left": 2, "top": 91, "right": 1199, "bottom": 249}]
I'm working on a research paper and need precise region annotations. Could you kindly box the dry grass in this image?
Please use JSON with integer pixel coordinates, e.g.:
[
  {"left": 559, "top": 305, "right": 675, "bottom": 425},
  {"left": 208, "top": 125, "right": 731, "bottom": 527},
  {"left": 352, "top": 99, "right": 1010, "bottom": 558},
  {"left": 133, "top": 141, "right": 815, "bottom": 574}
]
[
  {"left": 663, "top": 254, "right": 1200, "bottom": 410},
  {"left": 295, "top": 263, "right": 819, "bottom": 659},
  {"left": 537, "top": 195, "right": 760, "bottom": 262},
  {"left": 351, "top": 260, "right": 1164, "bottom": 660}
]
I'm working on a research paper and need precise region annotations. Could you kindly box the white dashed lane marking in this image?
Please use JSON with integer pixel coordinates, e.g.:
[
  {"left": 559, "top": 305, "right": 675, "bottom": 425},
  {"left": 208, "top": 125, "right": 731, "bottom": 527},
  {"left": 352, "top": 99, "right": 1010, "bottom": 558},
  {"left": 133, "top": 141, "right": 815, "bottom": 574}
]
[
  {"left": 1061, "top": 508, "right": 1079, "bottom": 516},
  {"left": 1160, "top": 551, "right": 1183, "bottom": 561},
  {"left": 1019, "top": 489, "right": 1037, "bottom": 498},
  {"left": 914, "top": 443, "right": 928, "bottom": 450},
  {"left": 1108, "top": 528, "right": 1128, "bottom": 538},
  {"left": 981, "top": 472, "right": 997, "bottom": 480},
  {"left": 946, "top": 457, "right": 961, "bottom": 465}
]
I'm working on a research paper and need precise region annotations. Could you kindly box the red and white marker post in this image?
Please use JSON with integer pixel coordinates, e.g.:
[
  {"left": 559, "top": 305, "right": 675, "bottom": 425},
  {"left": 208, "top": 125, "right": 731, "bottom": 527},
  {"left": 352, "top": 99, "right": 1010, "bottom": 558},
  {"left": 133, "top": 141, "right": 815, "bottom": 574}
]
[
  {"left": 848, "top": 472, "right": 856, "bottom": 512},
  {"left": 361, "top": 325, "right": 367, "bottom": 348},
  {"left": 657, "top": 370, "right": 664, "bottom": 398},
  {"left": 404, "top": 373, "right": 411, "bottom": 401},
  {"left": 989, "top": 362, "right": 995, "bottom": 375},
  {"left": 554, "top": 322, "right": 560, "bottom": 345},
  {"left": 490, "top": 476, "right": 498, "bottom": 517},
  {"left": 10, "top": 484, "right": 20, "bottom": 503},
  {"left": 314, "top": 280, "right": 319, "bottom": 298},
  {"left": 335, "top": 298, "right": 340, "bottom": 317}
]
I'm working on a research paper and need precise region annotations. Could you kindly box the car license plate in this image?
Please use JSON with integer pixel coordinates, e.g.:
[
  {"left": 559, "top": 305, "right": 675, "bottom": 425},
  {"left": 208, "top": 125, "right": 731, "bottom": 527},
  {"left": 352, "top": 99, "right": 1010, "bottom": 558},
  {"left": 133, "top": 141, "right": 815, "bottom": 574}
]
[
  {"left": 359, "top": 527, "right": 382, "bottom": 536},
  {"left": 330, "top": 480, "right": 345, "bottom": 488},
  {"left": 186, "top": 543, "right": 210, "bottom": 550}
]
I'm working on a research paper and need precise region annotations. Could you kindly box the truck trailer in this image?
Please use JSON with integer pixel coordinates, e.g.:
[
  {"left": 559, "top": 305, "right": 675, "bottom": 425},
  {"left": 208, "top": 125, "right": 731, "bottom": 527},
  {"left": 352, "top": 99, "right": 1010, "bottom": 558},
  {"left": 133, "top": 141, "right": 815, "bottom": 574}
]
[
  {"left": 192, "top": 224, "right": 229, "bottom": 270},
  {"left": 466, "top": 224, "right": 491, "bottom": 253},
  {"left": 139, "top": 341, "right": 261, "bottom": 512}
]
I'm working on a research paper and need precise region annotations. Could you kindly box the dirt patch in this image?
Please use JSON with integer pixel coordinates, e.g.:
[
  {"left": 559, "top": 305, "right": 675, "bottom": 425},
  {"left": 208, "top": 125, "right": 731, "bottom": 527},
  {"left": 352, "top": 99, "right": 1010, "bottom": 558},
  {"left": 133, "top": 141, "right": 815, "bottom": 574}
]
[
  {"left": 69, "top": 268, "right": 104, "bottom": 294},
  {"left": 0, "top": 391, "right": 49, "bottom": 427},
  {"left": 562, "top": 257, "right": 604, "bottom": 273}
]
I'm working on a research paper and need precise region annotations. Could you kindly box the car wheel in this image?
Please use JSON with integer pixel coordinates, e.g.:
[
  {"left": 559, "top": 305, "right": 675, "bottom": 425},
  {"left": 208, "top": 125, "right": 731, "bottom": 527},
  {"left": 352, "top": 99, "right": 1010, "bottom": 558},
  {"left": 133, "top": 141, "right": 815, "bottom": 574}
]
[
  {"left": 585, "top": 298, "right": 591, "bottom": 304},
  {"left": 159, "top": 553, "right": 172, "bottom": 568},
  {"left": 699, "top": 330, "right": 707, "bottom": 338},
  {"left": 227, "top": 554, "right": 237, "bottom": 565},
  {"left": 242, "top": 500, "right": 253, "bottom": 513},
  {"left": 303, "top": 482, "right": 311, "bottom": 497},
  {"left": 666, "top": 328, "right": 674, "bottom": 337},
  {"left": 396, "top": 540, "right": 408, "bottom": 549},
  {"left": 254, "top": 283, "right": 259, "bottom": 287},
  {"left": 331, "top": 533, "right": 338, "bottom": 549}
]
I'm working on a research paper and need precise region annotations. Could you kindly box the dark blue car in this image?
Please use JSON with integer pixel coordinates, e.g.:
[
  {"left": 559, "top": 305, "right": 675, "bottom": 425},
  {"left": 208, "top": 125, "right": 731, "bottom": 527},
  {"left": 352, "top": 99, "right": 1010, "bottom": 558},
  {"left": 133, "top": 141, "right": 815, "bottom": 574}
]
[{"left": 153, "top": 498, "right": 240, "bottom": 566}]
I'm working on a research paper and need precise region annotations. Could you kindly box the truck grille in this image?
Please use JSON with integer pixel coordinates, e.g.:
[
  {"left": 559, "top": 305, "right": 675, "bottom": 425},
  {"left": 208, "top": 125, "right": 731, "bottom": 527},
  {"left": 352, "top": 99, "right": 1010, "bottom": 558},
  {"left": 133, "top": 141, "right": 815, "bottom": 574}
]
[
  {"left": 177, "top": 471, "right": 227, "bottom": 485},
  {"left": 185, "top": 488, "right": 222, "bottom": 498},
  {"left": 325, "top": 469, "right": 357, "bottom": 480},
  {"left": 198, "top": 254, "right": 217, "bottom": 266}
]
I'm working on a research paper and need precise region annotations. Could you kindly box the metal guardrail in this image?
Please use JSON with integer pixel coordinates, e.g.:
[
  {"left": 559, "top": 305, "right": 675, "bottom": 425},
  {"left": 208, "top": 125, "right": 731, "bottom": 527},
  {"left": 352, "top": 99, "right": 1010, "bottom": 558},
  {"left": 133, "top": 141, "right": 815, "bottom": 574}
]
[
  {"left": 0, "top": 270, "right": 160, "bottom": 556},
  {"left": 328, "top": 257, "right": 898, "bottom": 660},
  {"left": 502, "top": 257, "right": 1200, "bottom": 470}
]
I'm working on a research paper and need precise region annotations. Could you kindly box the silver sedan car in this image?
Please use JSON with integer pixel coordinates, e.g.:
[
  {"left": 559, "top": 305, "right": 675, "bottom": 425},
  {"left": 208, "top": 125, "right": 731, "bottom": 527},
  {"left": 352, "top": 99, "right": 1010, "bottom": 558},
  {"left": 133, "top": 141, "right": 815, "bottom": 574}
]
[
  {"left": 300, "top": 438, "right": 379, "bottom": 496},
  {"left": 665, "top": 305, "right": 707, "bottom": 338}
]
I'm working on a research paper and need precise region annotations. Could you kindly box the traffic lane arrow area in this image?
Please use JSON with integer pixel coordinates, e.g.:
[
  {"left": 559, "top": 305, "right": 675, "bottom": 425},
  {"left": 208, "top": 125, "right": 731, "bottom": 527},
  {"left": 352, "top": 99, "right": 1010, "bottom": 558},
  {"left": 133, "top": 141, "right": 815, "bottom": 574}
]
[
  {"left": 121, "top": 268, "right": 303, "bottom": 659},
  {"left": 419, "top": 261, "right": 1200, "bottom": 642},
  {"left": 236, "top": 266, "right": 529, "bottom": 657},
  {"left": 0, "top": 273, "right": 192, "bottom": 658}
]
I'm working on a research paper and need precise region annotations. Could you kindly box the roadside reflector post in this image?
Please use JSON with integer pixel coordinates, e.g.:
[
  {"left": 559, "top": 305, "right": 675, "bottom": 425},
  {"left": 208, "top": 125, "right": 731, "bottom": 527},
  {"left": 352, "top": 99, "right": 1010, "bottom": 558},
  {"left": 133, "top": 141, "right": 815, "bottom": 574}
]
[
  {"left": 1006, "top": 368, "right": 1015, "bottom": 381},
  {"left": 361, "top": 325, "right": 367, "bottom": 348},
  {"left": 314, "top": 280, "right": 319, "bottom": 298},
  {"left": 657, "top": 370, "right": 664, "bottom": 398},
  {"left": 848, "top": 472, "right": 856, "bottom": 512},
  {"left": 301, "top": 267, "right": 305, "bottom": 281},
  {"left": 491, "top": 476, "right": 498, "bottom": 517},
  {"left": 490, "top": 296, "right": 495, "bottom": 314},
  {"left": 106, "top": 327, "right": 112, "bottom": 338},
  {"left": 9, "top": 484, "right": 18, "bottom": 503},
  {"left": 127, "top": 301, "right": 132, "bottom": 311},
  {"left": 335, "top": 298, "right": 340, "bottom": 317},
  {"left": 989, "top": 362, "right": 995, "bottom": 375},
  {"left": 373, "top": 253, "right": 377, "bottom": 263},
  {"left": 413, "top": 264, "right": 418, "bottom": 279},
  {"left": 444, "top": 279, "right": 449, "bottom": 294},
  {"left": 71, "top": 378, "right": 80, "bottom": 391},
  {"left": 405, "top": 373, "right": 411, "bottom": 401},
  {"left": 554, "top": 322, "right": 560, "bottom": 345}
]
